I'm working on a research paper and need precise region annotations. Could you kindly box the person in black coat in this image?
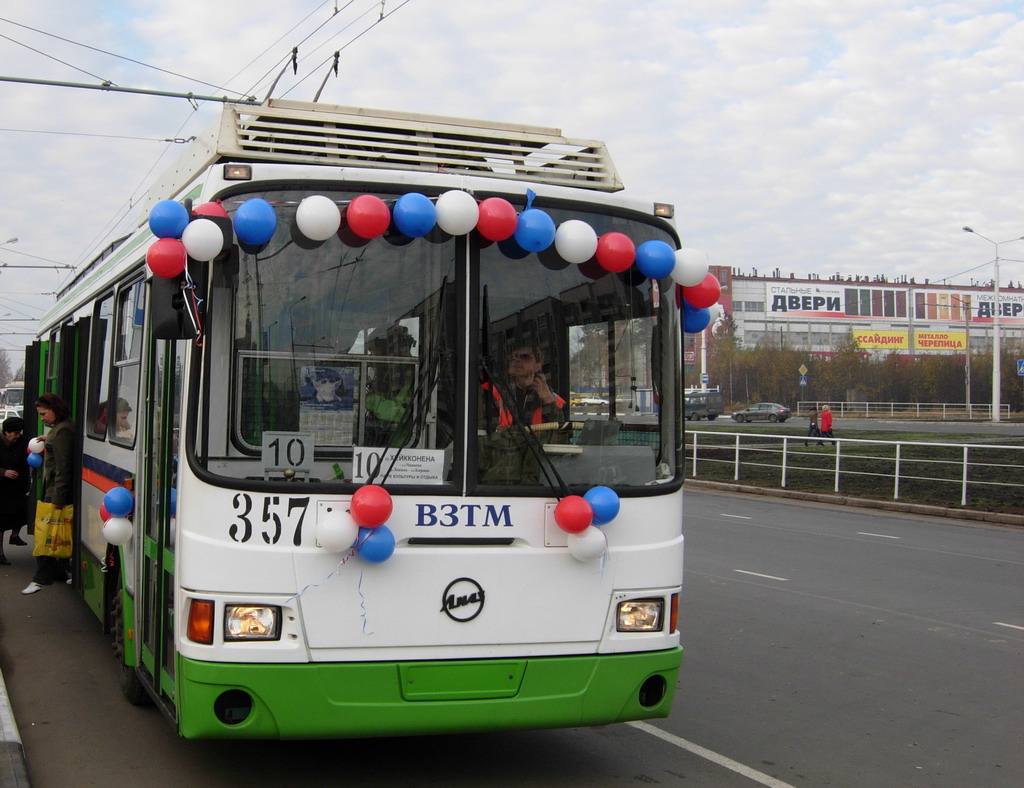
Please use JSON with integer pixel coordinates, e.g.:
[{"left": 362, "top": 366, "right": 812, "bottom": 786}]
[{"left": 0, "top": 416, "right": 30, "bottom": 563}]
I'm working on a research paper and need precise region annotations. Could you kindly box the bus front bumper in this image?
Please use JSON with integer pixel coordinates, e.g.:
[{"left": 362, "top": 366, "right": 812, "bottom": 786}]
[{"left": 176, "top": 647, "right": 682, "bottom": 739}]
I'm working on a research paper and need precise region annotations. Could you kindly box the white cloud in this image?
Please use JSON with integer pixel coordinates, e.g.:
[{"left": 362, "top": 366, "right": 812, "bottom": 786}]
[{"left": 0, "top": 0, "right": 1022, "bottom": 368}]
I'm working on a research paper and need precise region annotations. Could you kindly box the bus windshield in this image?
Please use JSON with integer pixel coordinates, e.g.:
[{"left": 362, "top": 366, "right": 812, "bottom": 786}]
[
  {"left": 4, "top": 384, "right": 23, "bottom": 407},
  {"left": 197, "top": 190, "right": 680, "bottom": 494}
]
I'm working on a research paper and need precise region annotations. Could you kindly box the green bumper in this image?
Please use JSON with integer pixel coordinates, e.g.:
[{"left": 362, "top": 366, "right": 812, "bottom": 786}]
[{"left": 177, "top": 647, "right": 682, "bottom": 739}]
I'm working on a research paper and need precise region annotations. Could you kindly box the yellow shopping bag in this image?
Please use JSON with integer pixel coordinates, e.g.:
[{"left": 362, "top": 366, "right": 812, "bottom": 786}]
[{"left": 32, "top": 502, "right": 74, "bottom": 559}]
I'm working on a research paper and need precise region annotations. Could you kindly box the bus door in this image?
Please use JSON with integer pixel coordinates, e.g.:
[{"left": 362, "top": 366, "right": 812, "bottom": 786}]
[{"left": 138, "top": 339, "right": 184, "bottom": 712}]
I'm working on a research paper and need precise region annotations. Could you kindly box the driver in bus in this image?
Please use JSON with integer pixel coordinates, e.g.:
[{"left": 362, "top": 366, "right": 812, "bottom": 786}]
[{"left": 478, "top": 344, "right": 568, "bottom": 484}]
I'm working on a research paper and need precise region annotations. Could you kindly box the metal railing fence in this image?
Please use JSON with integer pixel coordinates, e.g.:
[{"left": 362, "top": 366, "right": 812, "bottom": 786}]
[
  {"left": 796, "top": 401, "right": 1012, "bottom": 420},
  {"left": 685, "top": 430, "right": 1024, "bottom": 511}
]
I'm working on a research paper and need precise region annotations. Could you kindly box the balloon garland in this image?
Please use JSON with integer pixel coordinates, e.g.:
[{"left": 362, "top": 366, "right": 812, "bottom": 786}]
[
  {"left": 315, "top": 485, "right": 397, "bottom": 564},
  {"left": 146, "top": 191, "right": 720, "bottom": 334},
  {"left": 309, "top": 482, "right": 622, "bottom": 564},
  {"left": 101, "top": 486, "right": 135, "bottom": 546}
]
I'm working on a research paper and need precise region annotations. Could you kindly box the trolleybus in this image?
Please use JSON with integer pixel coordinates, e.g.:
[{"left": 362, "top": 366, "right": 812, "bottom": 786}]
[
  {"left": 1, "top": 380, "right": 24, "bottom": 419},
  {"left": 27, "top": 99, "right": 684, "bottom": 738}
]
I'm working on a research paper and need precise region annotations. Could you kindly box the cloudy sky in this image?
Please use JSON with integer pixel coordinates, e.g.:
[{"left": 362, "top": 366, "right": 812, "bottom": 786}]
[{"left": 1, "top": 0, "right": 1022, "bottom": 371}]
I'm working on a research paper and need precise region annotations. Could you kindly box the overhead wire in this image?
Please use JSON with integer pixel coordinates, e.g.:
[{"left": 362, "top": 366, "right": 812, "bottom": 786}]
[
  {"left": 281, "top": 0, "right": 414, "bottom": 99},
  {"left": 0, "top": 30, "right": 110, "bottom": 83},
  {"left": 0, "top": 126, "right": 195, "bottom": 144},
  {"left": 2, "top": 3, "right": 414, "bottom": 271},
  {"left": 235, "top": 1, "right": 359, "bottom": 99},
  {"left": 0, "top": 15, "right": 252, "bottom": 97}
]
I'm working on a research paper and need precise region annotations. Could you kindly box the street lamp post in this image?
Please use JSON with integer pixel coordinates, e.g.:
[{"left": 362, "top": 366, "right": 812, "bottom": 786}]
[{"left": 962, "top": 227, "right": 1024, "bottom": 422}]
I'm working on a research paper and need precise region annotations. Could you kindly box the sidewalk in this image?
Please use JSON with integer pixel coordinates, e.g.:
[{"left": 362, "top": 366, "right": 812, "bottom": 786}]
[
  {"left": 0, "top": 666, "right": 28, "bottom": 787},
  {"left": 0, "top": 540, "right": 32, "bottom": 788}
]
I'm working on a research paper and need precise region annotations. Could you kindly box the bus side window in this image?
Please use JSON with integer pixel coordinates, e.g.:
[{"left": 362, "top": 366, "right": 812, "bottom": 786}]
[
  {"left": 87, "top": 295, "right": 115, "bottom": 440},
  {"left": 111, "top": 279, "right": 145, "bottom": 445}
]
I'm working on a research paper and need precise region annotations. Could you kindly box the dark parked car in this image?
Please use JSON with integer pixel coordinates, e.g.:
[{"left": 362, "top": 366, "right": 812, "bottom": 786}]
[
  {"left": 731, "top": 402, "right": 792, "bottom": 423},
  {"left": 685, "top": 390, "right": 724, "bottom": 421}
]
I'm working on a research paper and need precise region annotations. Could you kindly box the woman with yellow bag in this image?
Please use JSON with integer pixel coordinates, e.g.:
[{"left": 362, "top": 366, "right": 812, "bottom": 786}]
[{"left": 21, "top": 393, "right": 75, "bottom": 595}]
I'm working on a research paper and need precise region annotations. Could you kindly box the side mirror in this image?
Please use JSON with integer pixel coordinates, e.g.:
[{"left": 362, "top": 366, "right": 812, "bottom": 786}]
[{"left": 151, "top": 275, "right": 195, "bottom": 340}]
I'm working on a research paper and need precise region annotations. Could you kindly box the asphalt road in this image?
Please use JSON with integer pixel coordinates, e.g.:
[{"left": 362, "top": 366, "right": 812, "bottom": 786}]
[
  {"left": 676, "top": 489, "right": 1023, "bottom": 787},
  {"left": 1, "top": 490, "right": 1021, "bottom": 787}
]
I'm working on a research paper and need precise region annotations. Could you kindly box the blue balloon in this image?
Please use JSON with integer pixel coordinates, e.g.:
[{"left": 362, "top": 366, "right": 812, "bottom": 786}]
[
  {"left": 514, "top": 208, "right": 555, "bottom": 252},
  {"left": 149, "top": 200, "right": 189, "bottom": 239},
  {"left": 584, "top": 486, "right": 620, "bottom": 525},
  {"left": 392, "top": 193, "right": 436, "bottom": 238},
  {"left": 26, "top": 452, "right": 43, "bottom": 468},
  {"left": 356, "top": 524, "right": 395, "bottom": 563},
  {"left": 683, "top": 303, "right": 711, "bottom": 333},
  {"left": 233, "top": 198, "right": 278, "bottom": 246},
  {"left": 104, "top": 486, "right": 135, "bottom": 518},
  {"left": 635, "top": 240, "right": 676, "bottom": 280}
]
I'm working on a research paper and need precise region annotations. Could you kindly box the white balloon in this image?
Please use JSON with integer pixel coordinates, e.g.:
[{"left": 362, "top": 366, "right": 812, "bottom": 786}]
[
  {"left": 28, "top": 437, "right": 45, "bottom": 454},
  {"left": 102, "top": 516, "right": 133, "bottom": 546},
  {"left": 434, "top": 190, "right": 479, "bottom": 235},
  {"left": 567, "top": 526, "right": 607, "bottom": 562},
  {"left": 316, "top": 507, "right": 359, "bottom": 552},
  {"left": 554, "top": 220, "right": 598, "bottom": 264},
  {"left": 181, "top": 218, "right": 224, "bottom": 262},
  {"left": 707, "top": 303, "right": 724, "bottom": 322},
  {"left": 671, "top": 248, "right": 709, "bottom": 287},
  {"left": 296, "top": 195, "right": 341, "bottom": 241}
]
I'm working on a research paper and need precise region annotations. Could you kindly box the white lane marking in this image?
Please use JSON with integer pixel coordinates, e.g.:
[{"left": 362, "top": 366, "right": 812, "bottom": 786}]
[
  {"left": 858, "top": 532, "right": 900, "bottom": 539},
  {"left": 628, "top": 720, "right": 798, "bottom": 788},
  {"left": 734, "top": 569, "right": 789, "bottom": 581},
  {"left": 993, "top": 622, "right": 1024, "bottom": 631},
  {"left": 721, "top": 513, "right": 752, "bottom": 519}
]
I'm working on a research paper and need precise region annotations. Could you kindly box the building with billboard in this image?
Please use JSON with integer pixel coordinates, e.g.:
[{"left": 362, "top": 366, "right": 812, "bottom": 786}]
[{"left": 699, "top": 267, "right": 1024, "bottom": 358}]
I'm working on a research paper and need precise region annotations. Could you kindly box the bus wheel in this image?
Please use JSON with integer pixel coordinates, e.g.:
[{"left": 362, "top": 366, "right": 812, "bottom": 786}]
[{"left": 112, "top": 586, "right": 151, "bottom": 706}]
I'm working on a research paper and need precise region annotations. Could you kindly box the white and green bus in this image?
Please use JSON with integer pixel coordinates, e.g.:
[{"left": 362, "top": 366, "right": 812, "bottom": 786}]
[
  {"left": 1, "top": 380, "right": 23, "bottom": 419},
  {"left": 28, "top": 99, "right": 684, "bottom": 738}
]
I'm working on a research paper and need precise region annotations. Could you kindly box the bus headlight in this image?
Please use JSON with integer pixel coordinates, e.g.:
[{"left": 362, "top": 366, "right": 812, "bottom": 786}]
[
  {"left": 616, "top": 598, "right": 663, "bottom": 632},
  {"left": 224, "top": 605, "right": 281, "bottom": 641}
]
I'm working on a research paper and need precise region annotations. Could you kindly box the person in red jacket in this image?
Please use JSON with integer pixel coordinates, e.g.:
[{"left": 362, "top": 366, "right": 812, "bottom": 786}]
[{"left": 819, "top": 404, "right": 835, "bottom": 445}]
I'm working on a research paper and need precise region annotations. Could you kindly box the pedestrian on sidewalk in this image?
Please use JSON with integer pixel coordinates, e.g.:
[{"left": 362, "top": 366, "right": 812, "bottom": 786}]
[
  {"left": 805, "top": 408, "right": 820, "bottom": 447},
  {"left": 820, "top": 404, "right": 835, "bottom": 446},
  {"left": 0, "top": 416, "right": 30, "bottom": 563},
  {"left": 22, "top": 394, "right": 75, "bottom": 594}
]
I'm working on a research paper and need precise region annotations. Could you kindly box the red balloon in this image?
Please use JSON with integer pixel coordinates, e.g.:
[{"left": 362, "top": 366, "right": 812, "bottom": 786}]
[
  {"left": 554, "top": 495, "right": 593, "bottom": 534},
  {"left": 345, "top": 195, "right": 391, "bottom": 239},
  {"left": 146, "top": 238, "right": 187, "bottom": 278},
  {"left": 350, "top": 484, "right": 393, "bottom": 528},
  {"left": 595, "top": 232, "right": 636, "bottom": 273},
  {"left": 192, "top": 201, "right": 229, "bottom": 218},
  {"left": 683, "top": 273, "right": 721, "bottom": 309},
  {"left": 476, "top": 197, "right": 518, "bottom": 241},
  {"left": 99, "top": 503, "right": 111, "bottom": 522}
]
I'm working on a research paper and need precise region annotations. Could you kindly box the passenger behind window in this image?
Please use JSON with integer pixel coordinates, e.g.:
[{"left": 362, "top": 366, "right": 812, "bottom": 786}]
[
  {"left": 363, "top": 325, "right": 416, "bottom": 447},
  {"left": 114, "top": 398, "right": 134, "bottom": 441}
]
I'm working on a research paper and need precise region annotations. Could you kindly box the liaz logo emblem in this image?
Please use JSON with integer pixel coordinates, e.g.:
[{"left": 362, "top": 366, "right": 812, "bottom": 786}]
[{"left": 440, "top": 577, "right": 485, "bottom": 622}]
